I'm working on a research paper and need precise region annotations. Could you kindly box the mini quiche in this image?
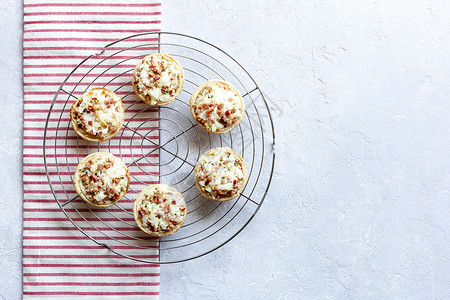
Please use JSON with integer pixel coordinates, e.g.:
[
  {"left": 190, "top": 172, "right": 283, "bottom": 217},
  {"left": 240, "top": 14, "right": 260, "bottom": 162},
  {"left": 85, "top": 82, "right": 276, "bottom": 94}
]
[
  {"left": 74, "top": 152, "right": 130, "bottom": 207},
  {"left": 133, "top": 184, "right": 187, "bottom": 237},
  {"left": 194, "top": 147, "right": 247, "bottom": 202},
  {"left": 70, "top": 87, "right": 125, "bottom": 142},
  {"left": 132, "top": 53, "right": 184, "bottom": 106},
  {"left": 190, "top": 80, "right": 245, "bottom": 134}
]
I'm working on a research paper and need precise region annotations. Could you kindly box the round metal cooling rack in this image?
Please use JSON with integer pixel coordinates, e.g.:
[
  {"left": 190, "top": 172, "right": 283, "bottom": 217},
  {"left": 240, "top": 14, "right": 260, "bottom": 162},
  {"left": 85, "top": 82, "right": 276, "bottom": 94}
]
[{"left": 43, "top": 32, "right": 276, "bottom": 264}]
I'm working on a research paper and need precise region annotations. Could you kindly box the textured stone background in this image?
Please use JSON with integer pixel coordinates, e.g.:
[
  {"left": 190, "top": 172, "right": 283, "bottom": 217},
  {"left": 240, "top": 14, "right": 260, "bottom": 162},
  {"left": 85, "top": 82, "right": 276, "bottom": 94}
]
[
  {"left": 160, "top": 1, "right": 450, "bottom": 299},
  {"left": 1, "top": 0, "right": 450, "bottom": 299}
]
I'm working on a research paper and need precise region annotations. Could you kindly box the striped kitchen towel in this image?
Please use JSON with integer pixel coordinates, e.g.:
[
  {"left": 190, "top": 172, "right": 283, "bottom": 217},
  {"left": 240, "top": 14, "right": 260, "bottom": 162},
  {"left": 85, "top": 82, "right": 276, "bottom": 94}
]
[{"left": 23, "top": 1, "right": 161, "bottom": 298}]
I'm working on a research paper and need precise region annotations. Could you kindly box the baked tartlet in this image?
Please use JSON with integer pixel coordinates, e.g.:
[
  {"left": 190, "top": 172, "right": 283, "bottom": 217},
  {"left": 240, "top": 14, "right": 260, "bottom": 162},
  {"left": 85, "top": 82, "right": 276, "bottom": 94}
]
[
  {"left": 190, "top": 80, "right": 245, "bottom": 134},
  {"left": 73, "top": 152, "right": 130, "bottom": 207},
  {"left": 132, "top": 53, "right": 184, "bottom": 106},
  {"left": 70, "top": 87, "right": 124, "bottom": 142},
  {"left": 133, "top": 184, "right": 187, "bottom": 237},
  {"left": 194, "top": 147, "right": 247, "bottom": 202}
]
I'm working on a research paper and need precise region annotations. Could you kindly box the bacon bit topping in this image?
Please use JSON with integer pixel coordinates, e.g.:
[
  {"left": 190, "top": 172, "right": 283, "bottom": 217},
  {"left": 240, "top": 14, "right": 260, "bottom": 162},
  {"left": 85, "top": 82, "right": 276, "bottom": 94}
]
[
  {"left": 137, "top": 185, "right": 186, "bottom": 233},
  {"left": 133, "top": 54, "right": 182, "bottom": 105},
  {"left": 72, "top": 88, "right": 123, "bottom": 139},
  {"left": 78, "top": 154, "right": 129, "bottom": 206},
  {"left": 192, "top": 82, "right": 243, "bottom": 133},
  {"left": 195, "top": 147, "right": 246, "bottom": 201},
  {"left": 109, "top": 126, "right": 118, "bottom": 134}
]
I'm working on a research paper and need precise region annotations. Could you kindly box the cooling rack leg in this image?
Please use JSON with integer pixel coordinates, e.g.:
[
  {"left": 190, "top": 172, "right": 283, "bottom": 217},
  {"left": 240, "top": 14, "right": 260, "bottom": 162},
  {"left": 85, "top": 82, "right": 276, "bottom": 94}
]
[
  {"left": 158, "top": 237, "right": 161, "bottom": 262},
  {"left": 158, "top": 32, "right": 161, "bottom": 53}
]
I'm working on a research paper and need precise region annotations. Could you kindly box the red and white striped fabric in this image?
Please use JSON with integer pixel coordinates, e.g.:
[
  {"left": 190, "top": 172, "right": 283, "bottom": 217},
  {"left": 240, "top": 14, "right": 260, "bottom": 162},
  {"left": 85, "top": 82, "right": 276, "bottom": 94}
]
[{"left": 23, "top": 1, "right": 161, "bottom": 298}]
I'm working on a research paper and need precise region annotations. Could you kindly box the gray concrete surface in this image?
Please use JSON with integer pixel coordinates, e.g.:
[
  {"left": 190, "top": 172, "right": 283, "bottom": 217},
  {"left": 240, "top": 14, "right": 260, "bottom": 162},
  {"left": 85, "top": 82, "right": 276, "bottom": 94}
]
[{"left": 1, "top": 0, "right": 449, "bottom": 299}]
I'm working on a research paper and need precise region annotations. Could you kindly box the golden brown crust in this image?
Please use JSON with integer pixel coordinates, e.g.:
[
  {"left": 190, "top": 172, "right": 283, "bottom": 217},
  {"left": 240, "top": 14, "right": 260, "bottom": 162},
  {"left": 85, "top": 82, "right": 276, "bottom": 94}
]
[
  {"left": 190, "top": 80, "right": 245, "bottom": 134},
  {"left": 73, "top": 152, "right": 130, "bottom": 207},
  {"left": 133, "top": 184, "right": 187, "bottom": 237},
  {"left": 70, "top": 87, "right": 125, "bottom": 142},
  {"left": 132, "top": 53, "right": 185, "bottom": 106},
  {"left": 194, "top": 147, "right": 248, "bottom": 202}
]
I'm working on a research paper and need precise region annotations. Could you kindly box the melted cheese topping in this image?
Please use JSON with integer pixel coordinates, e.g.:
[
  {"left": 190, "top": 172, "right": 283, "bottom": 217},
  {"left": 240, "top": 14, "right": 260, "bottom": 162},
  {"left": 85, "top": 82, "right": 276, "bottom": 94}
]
[
  {"left": 191, "top": 82, "right": 243, "bottom": 133},
  {"left": 134, "top": 54, "right": 182, "bottom": 105},
  {"left": 137, "top": 185, "right": 186, "bottom": 233},
  {"left": 195, "top": 147, "right": 246, "bottom": 201},
  {"left": 78, "top": 154, "right": 129, "bottom": 206},
  {"left": 72, "top": 88, "right": 124, "bottom": 140}
]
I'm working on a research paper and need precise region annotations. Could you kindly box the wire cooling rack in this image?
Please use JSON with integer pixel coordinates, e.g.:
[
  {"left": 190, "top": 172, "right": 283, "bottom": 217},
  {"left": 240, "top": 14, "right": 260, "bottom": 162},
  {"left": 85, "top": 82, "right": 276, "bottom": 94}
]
[{"left": 43, "top": 32, "right": 275, "bottom": 264}]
